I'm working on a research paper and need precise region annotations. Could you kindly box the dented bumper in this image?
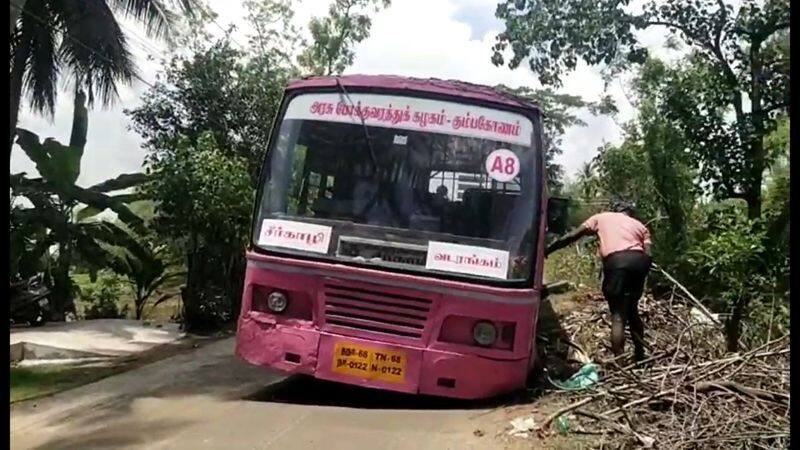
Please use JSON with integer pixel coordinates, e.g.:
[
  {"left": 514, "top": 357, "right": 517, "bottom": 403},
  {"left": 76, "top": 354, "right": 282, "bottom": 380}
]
[{"left": 235, "top": 313, "right": 528, "bottom": 400}]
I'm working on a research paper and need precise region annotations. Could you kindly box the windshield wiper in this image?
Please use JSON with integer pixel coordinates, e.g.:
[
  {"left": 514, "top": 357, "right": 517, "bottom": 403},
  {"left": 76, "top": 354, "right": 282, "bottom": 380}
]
[
  {"left": 334, "top": 77, "right": 406, "bottom": 225},
  {"left": 335, "top": 77, "right": 378, "bottom": 170}
]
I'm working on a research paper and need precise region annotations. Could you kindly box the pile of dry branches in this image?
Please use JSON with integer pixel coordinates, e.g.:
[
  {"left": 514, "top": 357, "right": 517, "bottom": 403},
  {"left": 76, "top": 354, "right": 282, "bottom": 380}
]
[{"left": 537, "top": 291, "right": 790, "bottom": 449}]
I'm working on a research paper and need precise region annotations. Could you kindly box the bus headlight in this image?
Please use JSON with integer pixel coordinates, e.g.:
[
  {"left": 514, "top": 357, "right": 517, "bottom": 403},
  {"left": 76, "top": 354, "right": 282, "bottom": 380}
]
[
  {"left": 266, "top": 291, "right": 288, "bottom": 313},
  {"left": 472, "top": 321, "right": 497, "bottom": 346}
]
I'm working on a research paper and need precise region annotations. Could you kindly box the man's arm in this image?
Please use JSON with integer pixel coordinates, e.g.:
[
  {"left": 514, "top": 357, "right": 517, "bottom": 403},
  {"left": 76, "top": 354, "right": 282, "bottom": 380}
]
[{"left": 546, "top": 225, "right": 594, "bottom": 256}]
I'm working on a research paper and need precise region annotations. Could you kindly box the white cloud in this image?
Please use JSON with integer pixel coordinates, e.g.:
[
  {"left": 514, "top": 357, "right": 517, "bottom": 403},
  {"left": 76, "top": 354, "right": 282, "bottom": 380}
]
[
  {"left": 346, "top": 0, "right": 635, "bottom": 175},
  {"left": 11, "top": 0, "right": 675, "bottom": 188}
]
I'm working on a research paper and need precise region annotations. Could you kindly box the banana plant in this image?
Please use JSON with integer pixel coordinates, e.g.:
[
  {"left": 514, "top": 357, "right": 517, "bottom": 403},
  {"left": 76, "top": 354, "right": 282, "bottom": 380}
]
[
  {"left": 98, "top": 237, "right": 185, "bottom": 320},
  {"left": 10, "top": 128, "right": 150, "bottom": 320}
]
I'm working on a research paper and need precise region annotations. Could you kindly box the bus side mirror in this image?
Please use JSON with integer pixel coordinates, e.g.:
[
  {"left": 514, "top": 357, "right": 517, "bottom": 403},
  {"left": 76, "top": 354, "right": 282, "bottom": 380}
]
[{"left": 547, "top": 197, "right": 570, "bottom": 235}]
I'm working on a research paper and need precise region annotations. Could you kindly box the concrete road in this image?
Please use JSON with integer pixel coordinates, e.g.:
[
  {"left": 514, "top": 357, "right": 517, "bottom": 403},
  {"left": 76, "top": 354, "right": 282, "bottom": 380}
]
[
  {"left": 11, "top": 319, "right": 184, "bottom": 363},
  {"left": 10, "top": 338, "right": 516, "bottom": 450}
]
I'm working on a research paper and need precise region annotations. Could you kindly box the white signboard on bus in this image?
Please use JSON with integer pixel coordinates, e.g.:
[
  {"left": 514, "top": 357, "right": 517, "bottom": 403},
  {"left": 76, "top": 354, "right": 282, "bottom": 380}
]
[
  {"left": 425, "top": 241, "right": 510, "bottom": 280},
  {"left": 284, "top": 93, "right": 533, "bottom": 147}
]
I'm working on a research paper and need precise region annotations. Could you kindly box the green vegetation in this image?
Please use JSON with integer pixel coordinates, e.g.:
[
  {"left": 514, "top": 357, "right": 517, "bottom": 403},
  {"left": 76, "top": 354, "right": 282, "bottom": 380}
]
[
  {"left": 545, "top": 243, "right": 601, "bottom": 293},
  {"left": 298, "top": 0, "right": 391, "bottom": 76},
  {"left": 495, "top": 0, "right": 789, "bottom": 351},
  {"left": 72, "top": 271, "right": 183, "bottom": 322},
  {"left": 142, "top": 133, "right": 253, "bottom": 331},
  {"left": 495, "top": 0, "right": 789, "bottom": 218},
  {"left": 10, "top": 365, "right": 118, "bottom": 403},
  {"left": 556, "top": 92, "right": 788, "bottom": 352},
  {"left": 10, "top": 122, "right": 151, "bottom": 320}
]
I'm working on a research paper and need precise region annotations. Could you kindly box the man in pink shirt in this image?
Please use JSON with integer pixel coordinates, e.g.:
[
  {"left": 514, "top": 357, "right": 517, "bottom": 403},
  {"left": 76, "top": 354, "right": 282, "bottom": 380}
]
[{"left": 546, "top": 202, "right": 652, "bottom": 362}]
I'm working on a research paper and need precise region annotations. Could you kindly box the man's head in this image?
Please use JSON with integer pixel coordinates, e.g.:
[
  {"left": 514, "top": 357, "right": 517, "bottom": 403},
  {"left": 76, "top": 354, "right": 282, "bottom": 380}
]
[{"left": 612, "top": 201, "right": 635, "bottom": 216}]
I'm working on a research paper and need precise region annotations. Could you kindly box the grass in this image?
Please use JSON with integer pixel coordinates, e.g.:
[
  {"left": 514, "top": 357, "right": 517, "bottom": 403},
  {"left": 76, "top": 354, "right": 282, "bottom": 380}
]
[
  {"left": 544, "top": 243, "right": 602, "bottom": 290},
  {"left": 10, "top": 365, "right": 118, "bottom": 403}
]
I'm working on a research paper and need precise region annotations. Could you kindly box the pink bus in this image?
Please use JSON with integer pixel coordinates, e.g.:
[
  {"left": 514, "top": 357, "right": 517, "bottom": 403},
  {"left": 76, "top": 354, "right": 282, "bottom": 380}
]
[{"left": 236, "top": 75, "right": 556, "bottom": 399}]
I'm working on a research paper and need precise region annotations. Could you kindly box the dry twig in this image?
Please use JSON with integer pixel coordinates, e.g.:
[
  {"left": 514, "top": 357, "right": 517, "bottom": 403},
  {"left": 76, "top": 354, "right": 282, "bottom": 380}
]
[{"left": 533, "top": 289, "right": 790, "bottom": 449}]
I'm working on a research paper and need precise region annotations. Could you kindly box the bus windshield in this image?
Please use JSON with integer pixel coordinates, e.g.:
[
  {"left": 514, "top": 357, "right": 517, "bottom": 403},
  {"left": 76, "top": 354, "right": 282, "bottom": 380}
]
[{"left": 253, "top": 92, "right": 542, "bottom": 284}]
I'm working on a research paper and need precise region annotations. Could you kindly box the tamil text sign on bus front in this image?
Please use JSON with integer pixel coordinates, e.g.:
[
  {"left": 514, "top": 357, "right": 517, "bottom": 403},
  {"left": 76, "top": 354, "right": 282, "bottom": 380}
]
[{"left": 284, "top": 93, "right": 533, "bottom": 147}]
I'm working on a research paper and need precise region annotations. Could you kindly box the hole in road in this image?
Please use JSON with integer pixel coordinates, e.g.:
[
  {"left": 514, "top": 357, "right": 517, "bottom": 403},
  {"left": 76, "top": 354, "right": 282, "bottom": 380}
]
[{"left": 243, "top": 375, "right": 527, "bottom": 411}]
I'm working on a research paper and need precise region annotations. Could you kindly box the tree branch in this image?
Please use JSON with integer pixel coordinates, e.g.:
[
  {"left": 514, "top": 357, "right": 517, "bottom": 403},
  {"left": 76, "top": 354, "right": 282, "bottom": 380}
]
[
  {"left": 713, "top": 0, "right": 728, "bottom": 53},
  {"left": 643, "top": 19, "right": 744, "bottom": 118},
  {"left": 324, "top": 1, "right": 355, "bottom": 75},
  {"left": 758, "top": 101, "right": 790, "bottom": 117}
]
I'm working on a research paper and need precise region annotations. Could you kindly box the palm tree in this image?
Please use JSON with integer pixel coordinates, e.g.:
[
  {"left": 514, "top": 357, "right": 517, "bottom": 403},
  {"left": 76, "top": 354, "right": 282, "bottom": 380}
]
[{"left": 9, "top": 0, "right": 201, "bottom": 157}]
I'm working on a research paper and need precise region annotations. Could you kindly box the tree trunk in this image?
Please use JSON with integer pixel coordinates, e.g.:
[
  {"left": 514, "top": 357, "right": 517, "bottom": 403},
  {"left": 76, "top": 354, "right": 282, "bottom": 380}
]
[
  {"left": 181, "top": 231, "right": 204, "bottom": 332},
  {"left": 764, "top": 200, "right": 789, "bottom": 252},
  {"left": 744, "top": 117, "right": 765, "bottom": 221},
  {"left": 135, "top": 295, "right": 145, "bottom": 320},
  {"left": 746, "top": 44, "right": 764, "bottom": 221},
  {"left": 726, "top": 295, "right": 749, "bottom": 352},
  {"left": 50, "top": 244, "right": 75, "bottom": 321},
  {"left": 70, "top": 90, "right": 89, "bottom": 151},
  {"left": 227, "top": 252, "right": 245, "bottom": 321},
  {"left": 745, "top": 183, "right": 762, "bottom": 221}
]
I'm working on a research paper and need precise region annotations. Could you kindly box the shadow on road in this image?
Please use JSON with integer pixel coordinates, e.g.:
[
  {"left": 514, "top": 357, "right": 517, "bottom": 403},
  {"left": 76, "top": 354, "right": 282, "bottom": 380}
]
[
  {"left": 19, "top": 416, "right": 197, "bottom": 450},
  {"left": 244, "top": 375, "right": 529, "bottom": 410}
]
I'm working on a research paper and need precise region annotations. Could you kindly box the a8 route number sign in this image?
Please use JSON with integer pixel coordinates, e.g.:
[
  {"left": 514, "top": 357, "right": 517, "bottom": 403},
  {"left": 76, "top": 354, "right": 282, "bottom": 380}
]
[{"left": 485, "top": 149, "right": 520, "bottom": 182}]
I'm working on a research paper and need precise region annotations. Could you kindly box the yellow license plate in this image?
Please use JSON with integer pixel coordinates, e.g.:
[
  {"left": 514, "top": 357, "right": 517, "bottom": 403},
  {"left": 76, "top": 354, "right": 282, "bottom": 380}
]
[{"left": 331, "top": 342, "right": 406, "bottom": 383}]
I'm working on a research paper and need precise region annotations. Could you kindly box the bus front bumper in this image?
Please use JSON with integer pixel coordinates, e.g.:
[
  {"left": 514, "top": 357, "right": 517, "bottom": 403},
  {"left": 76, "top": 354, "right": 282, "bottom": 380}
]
[{"left": 235, "top": 316, "right": 529, "bottom": 400}]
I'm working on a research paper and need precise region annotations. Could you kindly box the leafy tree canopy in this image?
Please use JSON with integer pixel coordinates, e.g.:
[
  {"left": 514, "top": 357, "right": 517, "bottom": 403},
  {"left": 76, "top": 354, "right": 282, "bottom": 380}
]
[
  {"left": 142, "top": 132, "right": 253, "bottom": 252},
  {"left": 493, "top": 0, "right": 788, "bottom": 219},
  {"left": 125, "top": 3, "right": 299, "bottom": 185},
  {"left": 298, "top": 0, "right": 390, "bottom": 75}
]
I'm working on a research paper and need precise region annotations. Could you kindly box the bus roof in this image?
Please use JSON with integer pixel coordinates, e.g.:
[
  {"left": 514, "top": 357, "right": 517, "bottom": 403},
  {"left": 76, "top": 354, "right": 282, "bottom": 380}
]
[{"left": 286, "top": 74, "right": 541, "bottom": 115}]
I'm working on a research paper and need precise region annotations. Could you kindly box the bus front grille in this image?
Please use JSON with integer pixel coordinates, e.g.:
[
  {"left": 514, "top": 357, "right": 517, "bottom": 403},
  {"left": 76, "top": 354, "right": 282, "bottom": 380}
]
[{"left": 322, "top": 283, "right": 433, "bottom": 340}]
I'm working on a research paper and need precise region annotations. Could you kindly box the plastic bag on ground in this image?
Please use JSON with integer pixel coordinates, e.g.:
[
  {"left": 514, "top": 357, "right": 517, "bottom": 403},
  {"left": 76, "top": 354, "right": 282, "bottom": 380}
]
[{"left": 549, "top": 363, "right": 599, "bottom": 391}]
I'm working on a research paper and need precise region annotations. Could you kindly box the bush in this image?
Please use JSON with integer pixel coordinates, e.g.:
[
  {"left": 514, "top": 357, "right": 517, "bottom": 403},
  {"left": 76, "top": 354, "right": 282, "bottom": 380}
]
[
  {"left": 545, "top": 240, "right": 602, "bottom": 290},
  {"left": 78, "top": 274, "right": 127, "bottom": 320},
  {"left": 685, "top": 205, "right": 788, "bottom": 350},
  {"left": 143, "top": 133, "right": 252, "bottom": 332},
  {"left": 181, "top": 282, "right": 232, "bottom": 333}
]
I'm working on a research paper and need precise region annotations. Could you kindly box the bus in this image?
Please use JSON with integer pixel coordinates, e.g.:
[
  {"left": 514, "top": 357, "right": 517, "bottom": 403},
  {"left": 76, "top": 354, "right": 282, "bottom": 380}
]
[{"left": 236, "top": 74, "right": 558, "bottom": 399}]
